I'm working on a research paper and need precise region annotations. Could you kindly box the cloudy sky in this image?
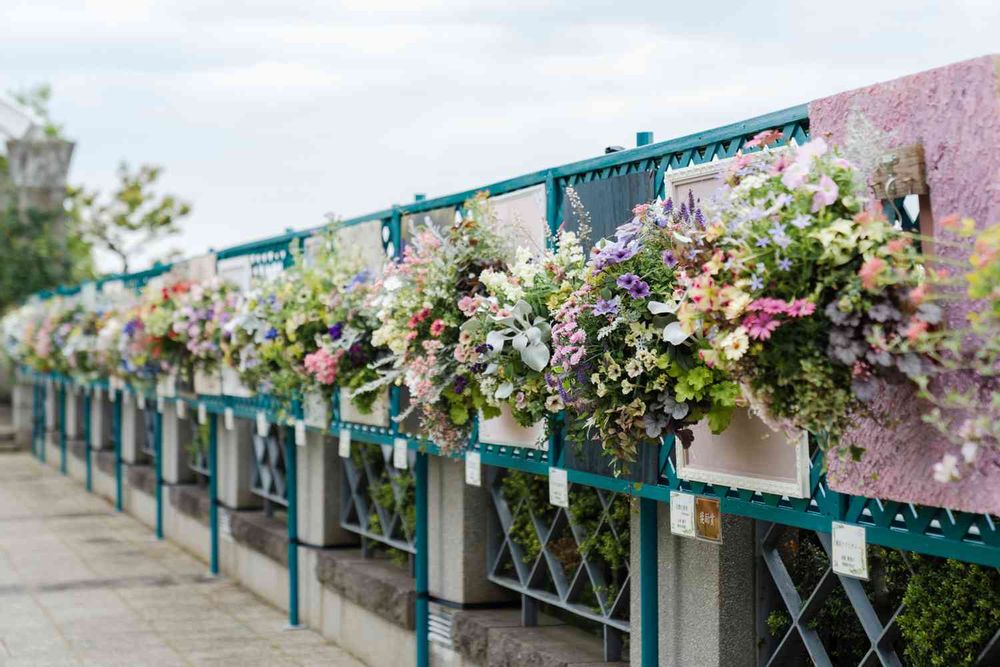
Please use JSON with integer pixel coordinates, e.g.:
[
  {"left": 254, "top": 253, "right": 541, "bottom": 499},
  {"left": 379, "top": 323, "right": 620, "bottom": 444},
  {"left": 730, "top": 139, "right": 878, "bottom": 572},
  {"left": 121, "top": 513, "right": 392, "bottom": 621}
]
[{"left": 2, "top": 0, "right": 998, "bottom": 272}]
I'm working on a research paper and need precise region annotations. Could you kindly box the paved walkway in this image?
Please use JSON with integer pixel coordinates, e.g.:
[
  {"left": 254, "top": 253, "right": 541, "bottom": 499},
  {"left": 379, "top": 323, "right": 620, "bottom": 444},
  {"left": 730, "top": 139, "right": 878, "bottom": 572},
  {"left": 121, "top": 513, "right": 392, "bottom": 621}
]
[{"left": 0, "top": 452, "right": 364, "bottom": 666}]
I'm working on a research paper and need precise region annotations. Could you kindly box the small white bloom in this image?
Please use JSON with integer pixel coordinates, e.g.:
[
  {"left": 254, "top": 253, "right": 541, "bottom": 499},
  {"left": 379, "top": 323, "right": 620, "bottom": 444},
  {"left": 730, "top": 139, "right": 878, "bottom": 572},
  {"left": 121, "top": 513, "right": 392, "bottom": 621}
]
[
  {"left": 932, "top": 454, "right": 961, "bottom": 483},
  {"left": 662, "top": 322, "right": 689, "bottom": 346},
  {"left": 961, "top": 441, "right": 979, "bottom": 464}
]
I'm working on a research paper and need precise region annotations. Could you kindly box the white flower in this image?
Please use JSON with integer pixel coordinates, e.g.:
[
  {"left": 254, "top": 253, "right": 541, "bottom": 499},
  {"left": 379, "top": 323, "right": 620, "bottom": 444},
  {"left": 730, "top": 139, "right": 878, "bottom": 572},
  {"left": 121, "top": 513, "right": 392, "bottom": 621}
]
[
  {"left": 662, "top": 322, "right": 689, "bottom": 346},
  {"left": 648, "top": 300, "right": 678, "bottom": 315},
  {"left": 383, "top": 275, "right": 402, "bottom": 292},
  {"left": 932, "top": 454, "right": 961, "bottom": 483},
  {"left": 961, "top": 442, "right": 979, "bottom": 464}
]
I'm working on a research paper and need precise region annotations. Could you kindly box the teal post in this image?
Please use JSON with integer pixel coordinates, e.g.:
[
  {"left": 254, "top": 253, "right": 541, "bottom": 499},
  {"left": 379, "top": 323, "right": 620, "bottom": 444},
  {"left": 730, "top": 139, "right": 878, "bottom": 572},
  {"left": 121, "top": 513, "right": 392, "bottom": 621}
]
[
  {"left": 58, "top": 384, "right": 67, "bottom": 474},
  {"left": 114, "top": 391, "right": 123, "bottom": 512},
  {"left": 635, "top": 130, "right": 660, "bottom": 667},
  {"left": 84, "top": 392, "right": 93, "bottom": 492},
  {"left": 415, "top": 451, "right": 429, "bottom": 667},
  {"left": 285, "top": 412, "right": 300, "bottom": 627},
  {"left": 209, "top": 412, "right": 219, "bottom": 575},
  {"left": 154, "top": 405, "right": 163, "bottom": 539},
  {"left": 39, "top": 382, "right": 47, "bottom": 463}
]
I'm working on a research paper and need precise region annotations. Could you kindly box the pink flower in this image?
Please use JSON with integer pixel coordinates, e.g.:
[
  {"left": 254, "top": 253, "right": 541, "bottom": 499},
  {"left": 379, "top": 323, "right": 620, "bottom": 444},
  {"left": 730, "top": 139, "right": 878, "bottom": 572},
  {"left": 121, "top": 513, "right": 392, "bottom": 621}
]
[
  {"left": 908, "top": 283, "right": 928, "bottom": 306},
  {"left": 859, "top": 257, "right": 886, "bottom": 290},
  {"left": 809, "top": 174, "right": 839, "bottom": 212},
  {"left": 745, "top": 129, "right": 782, "bottom": 149},
  {"left": 743, "top": 313, "right": 781, "bottom": 341},
  {"left": 458, "top": 296, "right": 479, "bottom": 317},
  {"left": 429, "top": 319, "right": 446, "bottom": 337},
  {"left": 885, "top": 237, "right": 910, "bottom": 254},
  {"left": 781, "top": 162, "right": 809, "bottom": 190},
  {"left": 304, "top": 348, "right": 341, "bottom": 385},
  {"left": 906, "top": 318, "right": 930, "bottom": 343},
  {"left": 785, "top": 299, "right": 815, "bottom": 318}
]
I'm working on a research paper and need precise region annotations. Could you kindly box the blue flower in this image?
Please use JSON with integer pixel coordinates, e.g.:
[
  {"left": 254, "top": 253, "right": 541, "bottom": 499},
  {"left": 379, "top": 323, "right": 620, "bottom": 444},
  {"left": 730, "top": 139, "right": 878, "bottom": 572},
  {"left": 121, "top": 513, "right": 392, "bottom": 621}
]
[
  {"left": 777, "top": 257, "right": 793, "bottom": 271},
  {"left": 264, "top": 327, "right": 278, "bottom": 341},
  {"left": 790, "top": 214, "right": 812, "bottom": 229},
  {"left": 755, "top": 237, "right": 770, "bottom": 248},
  {"left": 328, "top": 322, "right": 343, "bottom": 340},
  {"left": 749, "top": 274, "right": 764, "bottom": 291}
]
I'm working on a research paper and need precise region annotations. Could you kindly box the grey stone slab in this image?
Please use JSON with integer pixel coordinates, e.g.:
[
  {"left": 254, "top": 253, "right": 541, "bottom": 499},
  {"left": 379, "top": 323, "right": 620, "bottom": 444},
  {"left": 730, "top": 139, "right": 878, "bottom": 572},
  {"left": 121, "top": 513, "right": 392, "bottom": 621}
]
[
  {"left": 229, "top": 509, "right": 288, "bottom": 565},
  {"left": 168, "top": 483, "right": 210, "bottom": 525},
  {"left": 314, "top": 548, "right": 416, "bottom": 629},
  {"left": 126, "top": 463, "right": 156, "bottom": 496}
]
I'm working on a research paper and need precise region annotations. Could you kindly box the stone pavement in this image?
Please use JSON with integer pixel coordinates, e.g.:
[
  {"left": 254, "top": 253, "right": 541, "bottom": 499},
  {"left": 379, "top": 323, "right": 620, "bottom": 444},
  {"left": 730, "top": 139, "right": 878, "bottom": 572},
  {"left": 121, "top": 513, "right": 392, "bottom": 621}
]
[{"left": 0, "top": 452, "right": 365, "bottom": 666}]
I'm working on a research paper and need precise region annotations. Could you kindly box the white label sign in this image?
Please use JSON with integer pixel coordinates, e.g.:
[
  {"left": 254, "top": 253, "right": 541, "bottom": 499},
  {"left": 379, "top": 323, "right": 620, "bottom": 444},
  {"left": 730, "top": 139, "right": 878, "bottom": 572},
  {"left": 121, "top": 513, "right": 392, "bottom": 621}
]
[
  {"left": 465, "top": 451, "right": 482, "bottom": 487},
  {"left": 197, "top": 402, "right": 208, "bottom": 425},
  {"left": 393, "top": 437, "right": 408, "bottom": 470},
  {"left": 219, "top": 508, "right": 233, "bottom": 542},
  {"left": 136, "top": 393, "right": 145, "bottom": 410},
  {"left": 338, "top": 428, "right": 351, "bottom": 458},
  {"left": 831, "top": 522, "right": 869, "bottom": 580},
  {"left": 156, "top": 396, "right": 165, "bottom": 414},
  {"left": 224, "top": 408, "right": 235, "bottom": 431},
  {"left": 669, "top": 491, "right": 697, "bottom": 538},
  {"left": 256, "top": 411, "right": 269, "bottom": 437},
  {"left": 548, "top": 468, "right": 569, "bottom": 508},
  {"left": 294, "top": 419, "right": 307, "bottom": 447},
  {"left": 177, "top": 400, "right": 187, "bottom": 419}
]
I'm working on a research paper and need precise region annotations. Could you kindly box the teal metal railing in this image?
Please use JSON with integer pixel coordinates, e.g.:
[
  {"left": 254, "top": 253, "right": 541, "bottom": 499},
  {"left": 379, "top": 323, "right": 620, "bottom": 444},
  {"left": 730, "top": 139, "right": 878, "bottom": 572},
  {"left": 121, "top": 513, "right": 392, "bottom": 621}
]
[{"left": 25, "top": 102, "right": 1000, "bottom": 667}]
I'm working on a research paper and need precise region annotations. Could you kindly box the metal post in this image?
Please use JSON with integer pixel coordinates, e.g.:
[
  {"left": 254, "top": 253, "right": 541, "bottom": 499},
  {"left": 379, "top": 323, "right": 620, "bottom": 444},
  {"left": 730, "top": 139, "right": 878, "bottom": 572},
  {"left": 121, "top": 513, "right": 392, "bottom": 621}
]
[
  {"left": 114, "top": 391, "right": 123, "bottom": 512},
  {"left": 84, "top": 392, "right": 93, "bottom": 492},
  {"left": 154, "top": 405, "right": 163, "bottom": 539},
  {"left": 639, "top": 497, "right": 660, "bottom": 667},
  {"left": 39, "top": 382, "right": 47, "bottom": 463},
  {"left": 58, "top": 383, "right": 67, "bottom": 474},
  {"left": 285, "top": 418, "right": 300, "bottom": 627},
  {"left": 415, "top": 450, "right": 429, "bottom": 667},
  {"left": 209, "top": 412, "right": 219, "bottom": 575}
]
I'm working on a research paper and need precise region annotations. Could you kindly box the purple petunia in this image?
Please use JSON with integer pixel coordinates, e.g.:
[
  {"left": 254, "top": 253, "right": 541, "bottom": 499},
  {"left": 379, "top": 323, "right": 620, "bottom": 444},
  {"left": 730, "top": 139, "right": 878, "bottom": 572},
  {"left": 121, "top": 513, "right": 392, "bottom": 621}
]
[
  {"left": 616, "top": 273, "right": 640, "bottom": 290},
  {"left": 453, "top": 375, "right": 468, "bottom": 395},
  {"left": 749, "top": 274, "right": 765, "bottom": 291},
  {"left": 264, "top": 327, "right": 279, "bottom": 341},
  {"left": 662, "top": 249, "right": 678, "bottom": 268},
  {"left": 628, "top": 280, "right": 650, "bottom": 299},
  {"left": 592, "top": 296, "right": 621, "bottom": 317},
  {"left": 328, "top": 322, "right": 343, "bottom": 340}
]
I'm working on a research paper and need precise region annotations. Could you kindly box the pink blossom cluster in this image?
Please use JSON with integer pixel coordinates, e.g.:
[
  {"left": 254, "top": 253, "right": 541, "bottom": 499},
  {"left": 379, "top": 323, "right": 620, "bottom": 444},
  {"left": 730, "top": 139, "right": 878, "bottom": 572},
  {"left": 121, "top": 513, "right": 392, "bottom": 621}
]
[
  {"left": 742, "top": 298, "right": 816, "bottom": 341},
  {"left": 303, "top": 348, "right": 344, "bottom": 385},
  {"left": 551, "top": 291, "right": 588, "bottom": 368}
]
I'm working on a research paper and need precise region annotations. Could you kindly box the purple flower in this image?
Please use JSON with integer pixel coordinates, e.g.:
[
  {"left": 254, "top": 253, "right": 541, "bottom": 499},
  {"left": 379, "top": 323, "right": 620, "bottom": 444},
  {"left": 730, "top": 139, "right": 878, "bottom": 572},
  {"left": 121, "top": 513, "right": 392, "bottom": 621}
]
[
  {"left": 663, "top": 198, "right": 673, "bottom": 215},
  {"left": 347, "top": 270, "right": 370, "bottom": 291},
  {"left": 592, "top": 296, "right": 621, "bottom": 317},
  {"left": 694, "top": 208, "right": 705, "bottom": 226},
  {"left": 453, "top": 375, "right": 468, "bottom": 395},
  {"left": 593, "top": 240, "right": 639, "bottom": 270},
  {"left": 474, "top": 343, "right": 492, "bottom": 354},
  {"left": 328, "top": 322, "right": 343, "bottom": 340},
  {"left": 662, "top": 250, "right": 678, "bottom": 268},
  {"left": 790, "top": 214, "right": 812, "bottom": 229},
  {"left": 755, "top": 237, "right": 770, "bottom": 248},
  {"left": 777, "top": 257, "right": 793, "bottom": 271},
  {"left": 749, "top": 274, "right": 764, "bottom": 291},
  {"left": 264, "top": 327, "right": 279, "bottom": 341},
  {"left": 348, "top": 342, "right": 368, "bottom": 365},
  {"left": 627, "top": 280, "right": 650, "bottom": 299},
  {"left": 616, "top": 273, "right": 640, "bottom": 290}
]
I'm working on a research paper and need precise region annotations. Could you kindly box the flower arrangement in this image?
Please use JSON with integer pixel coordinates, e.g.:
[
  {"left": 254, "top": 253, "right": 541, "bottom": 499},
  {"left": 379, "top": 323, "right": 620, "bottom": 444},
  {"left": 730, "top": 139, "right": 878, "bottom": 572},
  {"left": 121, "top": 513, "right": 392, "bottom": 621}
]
[
  {"left": 459, "top": 227, "right": 587, "bottom": 430},
  {"left": 680, "top": 133, "right": 933, "bottom": 454},
  {"left": 368, "top": 194, "right": 512, "bottom": 452},
  {"left": 550, "top": 191, "right": 740, "bottom": 463},
  {"left": 167, "top": 278, "right": 240, "bottom": 373},
  {"left": 224, "top": 229, "right": 386, "bottom": 413}
]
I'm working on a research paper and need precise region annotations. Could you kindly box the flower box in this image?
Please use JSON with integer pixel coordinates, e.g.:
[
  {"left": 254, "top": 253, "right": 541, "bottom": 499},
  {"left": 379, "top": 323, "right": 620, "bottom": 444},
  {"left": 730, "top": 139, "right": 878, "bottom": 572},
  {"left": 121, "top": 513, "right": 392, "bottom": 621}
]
[
  {"left": 338, "top": 388, "right": 390, "bottom": 429},
  {"left": 478, "top": 405, "right": 545, "bottom": 449},
  {"left": 221, "top": 366, "right": 254, "bottom": 398},
  {"left": 563, "top": 437, "right": 659, "bottom": 484},
  {"left": 304, "top": 390, "right": 329, "bottom": 430},
  {"left": 193, "top": 368, "right": 222, "bottom": 396},
  {"left": 679, "top": 409, "right": 810, "bottom": 498}
]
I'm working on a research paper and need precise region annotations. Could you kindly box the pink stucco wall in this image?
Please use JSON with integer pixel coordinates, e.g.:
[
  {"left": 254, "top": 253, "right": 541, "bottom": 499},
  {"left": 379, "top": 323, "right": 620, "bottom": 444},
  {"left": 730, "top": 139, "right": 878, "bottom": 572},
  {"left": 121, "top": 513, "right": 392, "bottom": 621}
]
[{"left": 810, "top": 55, "right": 1000, "bottom": 515}]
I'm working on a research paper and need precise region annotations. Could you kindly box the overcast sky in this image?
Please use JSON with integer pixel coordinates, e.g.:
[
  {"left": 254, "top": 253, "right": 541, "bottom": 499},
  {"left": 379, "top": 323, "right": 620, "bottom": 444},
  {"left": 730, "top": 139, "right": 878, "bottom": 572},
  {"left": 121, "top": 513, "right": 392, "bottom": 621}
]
[{"left": 2, "top": 0, "right": 998, "bottom": 272}]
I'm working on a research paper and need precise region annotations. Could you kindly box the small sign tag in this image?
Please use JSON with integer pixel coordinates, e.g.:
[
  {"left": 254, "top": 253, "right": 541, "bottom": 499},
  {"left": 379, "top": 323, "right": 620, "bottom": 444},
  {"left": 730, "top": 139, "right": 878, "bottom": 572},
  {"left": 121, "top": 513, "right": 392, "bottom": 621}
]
[
  {"left": 219, "top": 508, "right": 233, "bottom": 542},
  {"left": 670, "top": 491, "right": 697, "bottom": 538},
  {"left": 393, "top": 438, "right": 408, "bottom": 470},
  {"left": 156, "top": 396, "right": 165, "bottom": 414},
  {"left": 256, "top": 411, "right": 268, "bottom": 437},
  {"left": 197, "top": 402, "right": 208, "bottom": 425},
  {"left": 109, "top": 385, "right": 117, "bottom": 400},
  {"left": 548, "top": 468, "right": 569, "bottom": 508},
  {"left": 695, "top": 497, "right": 722, "bottom": 543},
  {"left": 224, "top": 408, "right": 235, "bottom": 431},
  {"left": 177, "top": 400, "right": 187, "bottom": 419},
  {"left": 465, "top": 451, "right": 482, "bottom": 487},
  {"left": 294, "top": 419, "right": 307, "bottom": 447},
  {"left": 831, "top": 522, "right": 869, "bottom": 580},
  {"left": 136, "top": 393, "right": 145, "bottom": 410},
  {"left": 338, "top": 428, "right": 351, "bottom": 458}
]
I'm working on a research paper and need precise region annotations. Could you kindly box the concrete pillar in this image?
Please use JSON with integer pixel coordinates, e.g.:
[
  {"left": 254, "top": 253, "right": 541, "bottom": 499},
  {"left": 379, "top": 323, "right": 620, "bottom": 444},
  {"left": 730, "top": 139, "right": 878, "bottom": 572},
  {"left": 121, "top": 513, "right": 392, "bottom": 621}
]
[
  {"left": 629, "top": 503, "right": 757, "bottom": 667},
  {"left": 161, "top": 402, "right": 193, "bottom": 485},
  {"left": 119, "top": 394, "right": 143, "bottom": 464},
  {"left": 64, "top": 386, "right": 81, "bottom": 441},
  {"left": 217, "top": 417, "right": 259, "bottom": 510},
  {"left": 11, "top": 381, "right": 33, "bottom": 447},
  {"left": 297, "top": 430, "right": 356, "bottom": 548},
  {"left": 90, "top": 390, "right": 109, "bottom": 450},
  {"left": 44, "top": 381, "right": 58, "bottom": 465},
  {"left": 428, "top": 456, "right": 509, "bottom": 605}
]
